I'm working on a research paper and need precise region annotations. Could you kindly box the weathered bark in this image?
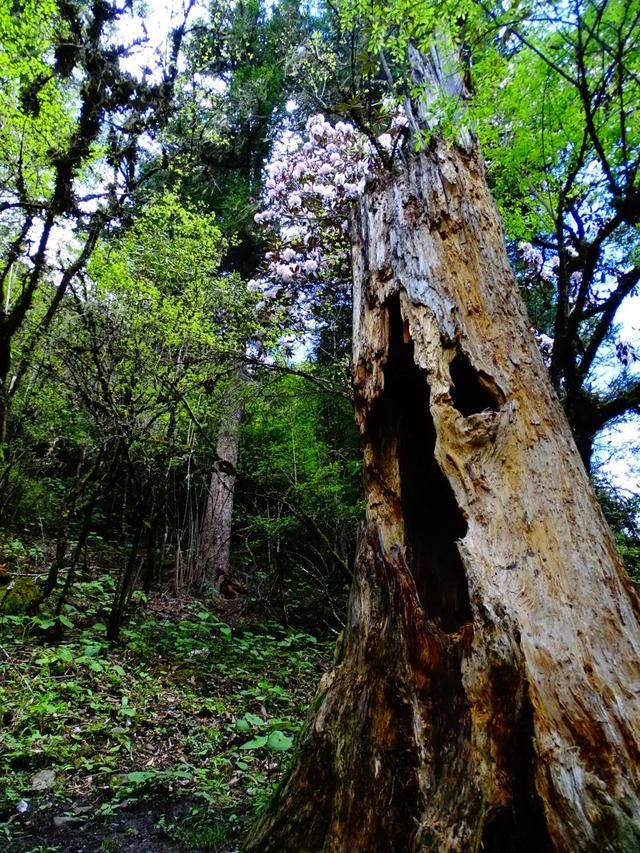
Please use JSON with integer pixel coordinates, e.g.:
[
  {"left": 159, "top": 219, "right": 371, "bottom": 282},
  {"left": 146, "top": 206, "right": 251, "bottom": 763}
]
[
  {"left": 245, "top": 76, "right": 640, "bottom": 853},
  {"left": 196, "top": 394, "right": 243, "bottom": 590}
]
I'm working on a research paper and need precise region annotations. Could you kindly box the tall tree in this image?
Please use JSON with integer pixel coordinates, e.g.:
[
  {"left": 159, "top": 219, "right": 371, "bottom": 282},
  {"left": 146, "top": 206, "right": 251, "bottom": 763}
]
[
  {"left": 19, "top": 190, "right": 252, "bottom": 627},
  {"left": 169, "top": 0, "right": 307, "bottom": 586},
  {"left": 468, "top": 0, "right": 640, "bottom": 470},
  {"left": 0, "top": 0, "right": 191, "bottom": 457},
  {"left": 246, "top": 43, "right": 640, "bottom": 853},
  {"left": 196, "top": 376, "right": 244, "bottom": 590}
]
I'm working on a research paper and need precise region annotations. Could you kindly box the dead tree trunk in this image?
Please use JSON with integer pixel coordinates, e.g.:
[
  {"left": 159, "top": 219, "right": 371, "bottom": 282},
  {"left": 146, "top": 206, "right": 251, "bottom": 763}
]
[
  {"left": 245, "top": 53, "right": 640, "bottom": 853},
  {"left": 196, "top": 392, "right": 243, "bottom": 591}
]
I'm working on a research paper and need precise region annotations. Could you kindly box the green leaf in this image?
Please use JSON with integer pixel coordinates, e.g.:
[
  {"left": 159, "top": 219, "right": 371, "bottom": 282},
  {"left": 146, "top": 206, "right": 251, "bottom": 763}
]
[
  {"left": 127, "top": 771, "right": 157, "bottom": 783},
  {"left": 266, "top": 730, "right": 293, "bottom": 751},
  {"left": 240, "top": 735, "right": 268, "bottom": 750},
  {"left": 169, "top": 769, "right": 192, "bottom": 779}
]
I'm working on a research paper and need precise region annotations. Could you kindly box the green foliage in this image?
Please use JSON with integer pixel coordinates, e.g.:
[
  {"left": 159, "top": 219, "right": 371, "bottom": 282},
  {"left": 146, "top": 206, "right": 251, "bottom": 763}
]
[
  {"left": 171, "top": 809, "right": 232, "bottom": 849},
  {"left": 0, "top": 0, "right": 191, "bottom": 469},
  {"left": 0, "top": 0, "right": 72, "bottom": 197},
  {"left": 87, "top": 188, "right": 254, "bottom": 371},
  {"left": 595, "top": 482, "right": 640, "bottom": 583},
  {"left": 237, "top": 371, "right": 361, "bottom": 627},
  {"left": 338, "top": 0, "right": 474, "bottom": 61},
  {"left": 0, "top": 587, "right": 330, "bottom": 848},
  {"left": 2, "top": 188, "right": 257, "bottom": 562},
  {"left": 165, "top": 0, "right": 307, "bottom": 275},
  {"left": 468, "top": 0, "right": 639, "bottom": 241}
]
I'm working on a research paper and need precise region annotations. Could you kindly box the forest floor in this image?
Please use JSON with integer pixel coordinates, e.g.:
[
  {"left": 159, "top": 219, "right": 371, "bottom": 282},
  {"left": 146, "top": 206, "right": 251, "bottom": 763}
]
[{"left": 0, "top": 575, "right": 332, "bottom": 852}]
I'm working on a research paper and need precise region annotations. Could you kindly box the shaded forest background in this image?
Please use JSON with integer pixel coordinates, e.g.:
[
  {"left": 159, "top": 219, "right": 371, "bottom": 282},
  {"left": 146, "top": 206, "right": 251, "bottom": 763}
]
[{"left": 0, "top": 0, "right": 639, "bottom": 849}]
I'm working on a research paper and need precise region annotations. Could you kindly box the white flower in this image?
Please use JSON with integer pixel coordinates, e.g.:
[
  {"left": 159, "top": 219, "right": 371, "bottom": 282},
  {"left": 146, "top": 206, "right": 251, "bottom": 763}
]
[
  {"left": 263, "top": 285, "right": 282, "bottom": 299},
  {"left": 281, "top": 248, "right": 296, "bottom": 262},
  {"left": 282, "top": 226, "right": 302, "bottom": 241},
  {"left": 534, "top": 330, "right": 554, "bottom": 366},
  {"left": 304, "top": 259, "right": 318, "bottom": 274},
  {"left": 276, "top": 264, "right": 294, "bottom": 283},
  {"left": 288, "top": 193, "right": 302, "bottom": 209}
]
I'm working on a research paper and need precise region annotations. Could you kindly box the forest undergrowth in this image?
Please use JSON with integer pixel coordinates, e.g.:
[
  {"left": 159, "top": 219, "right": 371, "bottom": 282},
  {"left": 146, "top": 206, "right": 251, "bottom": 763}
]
[{"left": 0, "top": 561, "right": 331, "bottom": 853}]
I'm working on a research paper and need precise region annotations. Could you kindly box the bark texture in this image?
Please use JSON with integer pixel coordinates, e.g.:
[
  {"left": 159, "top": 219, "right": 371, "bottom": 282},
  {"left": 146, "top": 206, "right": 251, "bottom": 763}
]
[
  {"left": 197, "top": 397, "right": 243, "bottom": 590},
  {"left": 246, "top": 113, "right": 640, "bottom": 853}
]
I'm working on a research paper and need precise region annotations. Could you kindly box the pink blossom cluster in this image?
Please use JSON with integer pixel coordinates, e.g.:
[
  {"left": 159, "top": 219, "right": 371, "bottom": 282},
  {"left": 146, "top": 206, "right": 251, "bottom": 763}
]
[
  {"left": 520, "top": 242, "right": 636, "bottom": 372},
  {"left": 518, "top": 241, "right": 586, "bottom": 294},
  {"left": 249, "top": 112, "right": 407, "bottom": 316},
  {"left": 518, "top": 242, "right": 586, "bottom": 296},
  {"left": 518, "top": 241, "right": 555, "bottom": 284},
  {"left": 249, "top": 114, "right": 369, "bottom": 309}
]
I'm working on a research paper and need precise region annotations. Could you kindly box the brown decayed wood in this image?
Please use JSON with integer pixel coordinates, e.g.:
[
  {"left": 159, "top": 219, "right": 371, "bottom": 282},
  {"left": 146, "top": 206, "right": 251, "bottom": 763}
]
[{"left": 246, "top": 136, "right": 640, "bottom": 853}]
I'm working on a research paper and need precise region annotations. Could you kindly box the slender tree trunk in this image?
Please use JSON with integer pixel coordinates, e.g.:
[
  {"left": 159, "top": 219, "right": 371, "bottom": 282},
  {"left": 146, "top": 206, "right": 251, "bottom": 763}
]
[
  {"left": 39, "top": 449, "right": 103, "bottom": 602},
  {"left": 54, "top": 497, "right": 97, "bottom": 615},
  {"left": 107, "top": 494, "right": 147, "bottom": 644},
  {"left": 197, "top": 392, "right": 243, "bottom": 591},
  {"left": 246, "top": 56, "right": 640, "bottom": 853},
  {"left": 0, "top": 333, "right": 11, "bottom": 460}
]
